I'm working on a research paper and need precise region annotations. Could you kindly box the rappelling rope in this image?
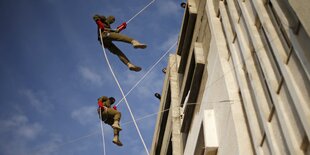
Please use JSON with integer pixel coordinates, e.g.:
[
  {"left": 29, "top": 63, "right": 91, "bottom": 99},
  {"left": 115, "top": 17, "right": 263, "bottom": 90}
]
[
  {"left": 126, "top": 0, "right": 156, "bottom": 24},
  {"left": 99, "top": 29, "right": 150, "bottom": 155},
  {"left": 33, "top": 34, "right": 282, "bottom": 154},
  {"left": 32, "top": 100, "right": 238, "bottom": 154},
  {"left": 115, "top": 40, "right": 177, "bottom": 106},
  {"left": 99, "top": 107, "right": 106, "bottom": 155},
  {"left": 121, "top": 100, "right": 238, "bottom": 126}
]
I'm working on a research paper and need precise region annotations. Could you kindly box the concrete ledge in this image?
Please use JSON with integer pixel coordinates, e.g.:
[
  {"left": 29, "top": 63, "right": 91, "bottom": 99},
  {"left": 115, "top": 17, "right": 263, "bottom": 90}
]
[
  {"left": 203, "top": 110, "right": 219, "bottom": 155},
  {"left": 150, "top": 56, "right": 173, "bottom": 155},
  {"left": 177, "top": 0, "right": 197, "bottom": 74},
  {"left": 181, "top": 43, "right": 205, "bottom": 132}
]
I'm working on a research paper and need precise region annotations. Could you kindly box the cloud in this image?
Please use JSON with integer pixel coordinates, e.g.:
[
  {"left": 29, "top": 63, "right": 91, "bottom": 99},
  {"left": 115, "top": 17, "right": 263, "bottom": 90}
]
[
  {"left": 1, "top": 115, "right": 28, "bottom": 130},
  {"left": 32, "top": 134, "right": 63, "bottom": 155},
  {"left": 79, "top": 66, "right": 105, "bottom": 86},
  {"left": 0, "top": 111, "right": 49, "bottom": 155},
  {"left": 0, "top": 114, "right": 43, "bottom": 140},
  {"left": 18, "top": 123, "right": 43, "bottom": 139},
  {"left": 20, "top": 89, "right": 54, "bottom": 115},
  {"left": 71, "top": 105, "right": 97, "bottom": 125},
  {"left": 156, "top": 0, "right": 180, "bottom": 17}
]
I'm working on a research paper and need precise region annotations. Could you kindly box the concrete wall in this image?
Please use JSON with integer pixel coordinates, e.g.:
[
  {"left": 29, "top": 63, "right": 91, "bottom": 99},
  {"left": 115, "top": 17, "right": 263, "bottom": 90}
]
[
  {"left": 151, "top": 0, "right": 310, "bottom": 155},
  {"left": 288, "top": 0, "right": 310, "bottom": 36}
]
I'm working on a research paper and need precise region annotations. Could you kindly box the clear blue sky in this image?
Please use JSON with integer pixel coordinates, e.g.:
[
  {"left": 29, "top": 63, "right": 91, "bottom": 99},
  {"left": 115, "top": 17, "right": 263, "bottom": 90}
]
[{"left": 0, "top": 0, "right": 183, "bottom": 154}]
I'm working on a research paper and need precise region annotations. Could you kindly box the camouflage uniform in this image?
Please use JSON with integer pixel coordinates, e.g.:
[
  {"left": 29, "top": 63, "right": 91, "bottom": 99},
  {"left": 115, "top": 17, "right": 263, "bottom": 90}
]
[
  {"left": 93, "top": 15, "right": 146, "bottom": 72},
  {"left": 97, "top": 96, "right": 123, "bottom": 146}
]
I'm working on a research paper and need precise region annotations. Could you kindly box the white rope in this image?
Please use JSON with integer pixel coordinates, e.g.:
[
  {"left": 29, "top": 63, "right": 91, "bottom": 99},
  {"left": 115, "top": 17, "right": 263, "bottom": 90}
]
[
  {"left": 115, "top": 41, "right": 177, "bottom": 106},
  {"left": 99, "top": 108, "right": 106, "bottom": 155},
  {"left": 121, "top": 100, "right": 237, "bottom": 126},
  {"left": 99, "top": 29, "right": 150, "bottom": 155},
  {"left": 31, "top": 100, "right": 238, "bottom": 154},
  {"left": 126, "top": 0, "right": 156, "bottom": 24}
]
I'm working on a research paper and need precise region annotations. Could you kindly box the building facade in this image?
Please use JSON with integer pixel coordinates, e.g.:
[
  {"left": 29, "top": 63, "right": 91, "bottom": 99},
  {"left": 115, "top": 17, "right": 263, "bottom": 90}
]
[{"left": 150, "top": 0, "right": 310, "bottom": 155}]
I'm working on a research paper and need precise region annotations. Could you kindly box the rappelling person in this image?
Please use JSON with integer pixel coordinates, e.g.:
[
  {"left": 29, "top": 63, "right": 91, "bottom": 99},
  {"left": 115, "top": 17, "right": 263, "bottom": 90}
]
[
  {"left": 93, "top": 14, "right": 147, "bottom": 72},
  {"left": 97, "top": 96, "right": 123, "bottom": 146}
]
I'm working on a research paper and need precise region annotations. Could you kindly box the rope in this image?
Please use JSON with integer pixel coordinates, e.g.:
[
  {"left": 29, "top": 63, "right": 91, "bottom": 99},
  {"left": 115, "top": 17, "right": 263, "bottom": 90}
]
[
  {"left": 32, "top": 35, "right": 280, "bottom": 154},
  {"left": 31, "top": 100, "right": 237, "bottom": 154},
  {"left": 99, "top": 107, "right": 106, "bottom": 155},
  {"left": 99, "top": 29, "right": 150, "bottom": 155},
  {"left": 115, "top": 40, "right": 177, "bottom": 106},
  {"left": 121, "top": 100, "right": 237, "bottom": 126},
  {"left": 126, "top": 0, "right": 156, "bottom": 24},
  {"left": 32, "top": 31, "right": 282, "bottom": 155}
]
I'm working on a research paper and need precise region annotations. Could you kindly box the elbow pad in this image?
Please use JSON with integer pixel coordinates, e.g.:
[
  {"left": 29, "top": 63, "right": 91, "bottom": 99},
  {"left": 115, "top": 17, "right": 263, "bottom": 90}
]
[{"left": 96, "top": 20, "right": 105, "bottom": 29}]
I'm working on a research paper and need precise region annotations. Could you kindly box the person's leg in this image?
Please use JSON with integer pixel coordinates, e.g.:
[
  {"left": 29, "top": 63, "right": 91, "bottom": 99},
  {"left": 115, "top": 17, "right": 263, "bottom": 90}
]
[
  {"left": 98, "top": 107, "right": 115, "bottom": 124},
  {"left": 106, "top": 108, "right": 122, "bottom": 130},
  {"left": 112, "top": 128, "right": 123, "bottom": 146},
  {"left": 98, "top": 107, "right": 108, "bottom": 121},
  {"left": 104, "top": 41, "right": 130, "bottom": 65},
  {"left": 107, "top": 32, "right": 133, "bottom": 44},
  {"left": 104, "top": 41, "right": 142, "bottom": 72},
  {"left": 104, "top": 117, "right": 114, "bottom": 126},
  {"left": 107, "top": 32, "right": 147, "bottom": 49},
  {"left": 106, "top": 108, "right": 121, "bottom": 122},
  {"left": 103, "top": 117, "right": 123, "bottom": 146},
  {"left": 104, "top": 108, "right": 123, "bottom": 146}
]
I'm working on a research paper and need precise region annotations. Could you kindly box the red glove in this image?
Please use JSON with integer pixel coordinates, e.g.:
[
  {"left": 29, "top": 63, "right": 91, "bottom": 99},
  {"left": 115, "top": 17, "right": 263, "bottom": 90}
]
[
  {"left": 113, "top": 106, "right": 117, "bottom": 110},
  {"left": 96, "top": 20, "right": 105, "bottom": 29},
  {"left": 117, "top": 22, "right": 127, "bottom": 32},
  {"left": 98, "top": 101, "right": 104, "bottom": 108}
]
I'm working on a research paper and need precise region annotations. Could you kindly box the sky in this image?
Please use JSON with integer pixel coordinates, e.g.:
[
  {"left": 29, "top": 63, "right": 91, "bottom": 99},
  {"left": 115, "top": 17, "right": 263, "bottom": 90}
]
[{"left": 0, "top": 0, "right": 183, "bottom": 154}]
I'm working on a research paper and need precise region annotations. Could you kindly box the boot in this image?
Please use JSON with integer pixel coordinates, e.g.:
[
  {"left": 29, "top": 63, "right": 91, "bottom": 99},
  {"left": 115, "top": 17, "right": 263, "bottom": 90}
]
[
  {"left": 113, "top": 135, "right": 123, "bottom": 146},
  {"left": 131, "top": 40, "right": 147, "bottom": 49},
  {"left": 112, "top": 121, "right": 122, "bottom": 131},
  {"left": 127, "top": 63, "right": 142, "bottom": 72}
]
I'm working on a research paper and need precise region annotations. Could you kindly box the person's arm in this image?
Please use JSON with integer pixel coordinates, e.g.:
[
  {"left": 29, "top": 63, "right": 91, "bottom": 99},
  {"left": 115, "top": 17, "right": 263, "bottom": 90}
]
[
  {"left": 103, "top": 28, "right": 118, "bottom": 32},
  {"left": 93, "top": 15, "right": 105, "bottom": 29}
]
